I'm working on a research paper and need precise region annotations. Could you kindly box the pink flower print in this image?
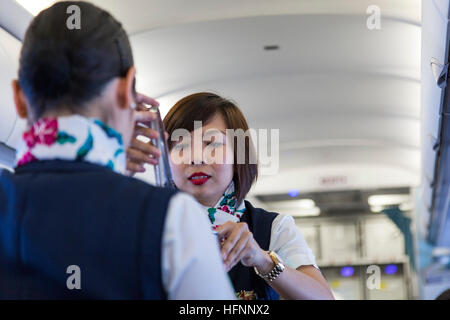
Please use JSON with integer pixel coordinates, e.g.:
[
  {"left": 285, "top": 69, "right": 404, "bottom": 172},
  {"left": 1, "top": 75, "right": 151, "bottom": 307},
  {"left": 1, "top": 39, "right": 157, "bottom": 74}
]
[
  {"left": 219, "top": 205, "right": 231, "bottom": 214},
  {"left": 17, "top": 151, "right": 37, "bottom": 166},
  {"left": 34, "top": 118, "right": 58, "bottom": 146},
  {"left": 23, "top": 118, "right": 59, "bottom": 148},
  {"left": 23, "top": 129, "right": 37, "bottom": 148}
]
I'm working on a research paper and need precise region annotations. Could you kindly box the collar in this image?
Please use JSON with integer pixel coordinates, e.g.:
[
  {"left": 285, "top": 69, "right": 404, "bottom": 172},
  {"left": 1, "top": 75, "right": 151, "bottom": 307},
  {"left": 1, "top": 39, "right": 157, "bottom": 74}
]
[
  {"left": 15, "top": 115, "right": 126, "bottom": 175},
  {"left": 204, "top": 181, "right": 247, "bottom": 229}
]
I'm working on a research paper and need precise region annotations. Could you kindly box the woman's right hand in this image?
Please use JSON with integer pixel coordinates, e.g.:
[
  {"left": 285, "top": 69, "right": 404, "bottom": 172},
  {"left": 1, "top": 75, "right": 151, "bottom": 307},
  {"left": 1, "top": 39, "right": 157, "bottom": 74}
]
[{"left": 126, "top": 93, "right": 165, "bottom": 176}]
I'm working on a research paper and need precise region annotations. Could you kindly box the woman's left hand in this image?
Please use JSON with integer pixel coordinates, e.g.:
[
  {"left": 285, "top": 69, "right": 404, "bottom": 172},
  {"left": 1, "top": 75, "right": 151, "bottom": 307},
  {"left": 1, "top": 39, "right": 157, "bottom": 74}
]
[{"left": 216, "top": 221, "right": 267, "bottom": 272}]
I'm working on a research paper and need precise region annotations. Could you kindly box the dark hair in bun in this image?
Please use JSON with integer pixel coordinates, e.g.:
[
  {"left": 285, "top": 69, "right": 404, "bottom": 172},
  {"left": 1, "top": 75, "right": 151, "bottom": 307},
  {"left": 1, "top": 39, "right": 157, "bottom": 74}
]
[{"left": 18, "top": 1, "right": 134, "bottom": 119}]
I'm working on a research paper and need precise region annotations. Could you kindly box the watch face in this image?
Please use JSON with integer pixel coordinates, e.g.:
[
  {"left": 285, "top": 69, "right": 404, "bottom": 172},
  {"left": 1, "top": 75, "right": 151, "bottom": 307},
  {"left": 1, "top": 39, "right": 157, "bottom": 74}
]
[{"left": 270, "top": 251, "right": 284, "bottom": 265}]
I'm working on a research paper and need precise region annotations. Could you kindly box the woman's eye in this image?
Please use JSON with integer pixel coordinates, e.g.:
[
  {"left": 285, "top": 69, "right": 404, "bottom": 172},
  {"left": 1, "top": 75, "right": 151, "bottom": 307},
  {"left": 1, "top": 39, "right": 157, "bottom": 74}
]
[
  {"left": 207, "top": 141, "right": 223, "bottom": 148},
  {"left": 173, "top": 144, "right": 189, "bottom": 151}
]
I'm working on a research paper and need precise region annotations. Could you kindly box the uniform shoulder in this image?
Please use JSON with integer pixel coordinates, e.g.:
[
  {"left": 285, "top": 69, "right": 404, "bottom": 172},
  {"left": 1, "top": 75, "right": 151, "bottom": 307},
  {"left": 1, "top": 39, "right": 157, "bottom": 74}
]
[
  {"left": 244, "top": 200, "right": 279, "bottom": 219},
  {"left": 116, "top": 174, "right": 177, "bottom": 198}
]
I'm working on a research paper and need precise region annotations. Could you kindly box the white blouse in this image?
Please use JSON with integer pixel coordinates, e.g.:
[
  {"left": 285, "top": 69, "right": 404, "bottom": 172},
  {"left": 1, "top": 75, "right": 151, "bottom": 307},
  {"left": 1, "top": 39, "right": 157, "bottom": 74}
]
[
  {"left": 160, "top": 195, "right": 318, "bottom": 300},
  {"left": 269, "top": 214, "right": 319, "bottom": 270},
  {"left": 161, "top": 193, "right": 236, "bottom": 300}
]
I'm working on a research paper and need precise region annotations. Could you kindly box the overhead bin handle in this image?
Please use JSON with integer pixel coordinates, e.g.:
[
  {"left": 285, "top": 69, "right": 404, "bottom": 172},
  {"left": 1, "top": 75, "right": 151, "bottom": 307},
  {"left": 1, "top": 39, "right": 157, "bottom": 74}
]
[
  {"left": 432, "top": 138, "right": 440, "bottom": 151},
  {"left": 426, "top": 132, "right": 441, "bottom": 151},
  {"left": 430, "top": 57, "right": 449, "bottom": 89}
]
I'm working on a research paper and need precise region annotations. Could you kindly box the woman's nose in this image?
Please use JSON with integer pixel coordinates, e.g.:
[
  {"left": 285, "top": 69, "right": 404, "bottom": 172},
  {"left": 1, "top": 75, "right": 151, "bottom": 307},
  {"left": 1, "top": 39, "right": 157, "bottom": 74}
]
[
  {"left": 191, "top": 158, "right": 204, "bottom": 165},
  {"left": 191, "top": 143, "right": 204, "bottom": 165},
  {"left": 191, "top": 152, "right": 204, "bottom": 165},
  {"left": 191, "top": 160, "right": 204, "bottom": 166}
]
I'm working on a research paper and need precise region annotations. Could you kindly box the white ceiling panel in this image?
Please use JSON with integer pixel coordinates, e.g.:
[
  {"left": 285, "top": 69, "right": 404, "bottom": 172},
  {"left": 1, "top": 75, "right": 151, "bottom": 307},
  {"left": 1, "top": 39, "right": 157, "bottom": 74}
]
[
  {"left": 16, "top": 0, "right": 421, "bottom": 191},
  {"left": 88, "top": 0, "right": 420, "bottom": 34}
]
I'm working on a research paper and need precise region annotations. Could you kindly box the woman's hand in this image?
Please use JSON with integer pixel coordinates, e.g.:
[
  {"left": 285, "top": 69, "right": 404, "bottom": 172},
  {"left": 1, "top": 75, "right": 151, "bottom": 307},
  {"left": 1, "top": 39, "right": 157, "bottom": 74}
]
[
  {"left": 217, "top": 221, "right": 335, "bottom": 299},
  {"left": 126, "top": 93, "right": 166, "bottom": 175},
  {"left": 216, "top": 221, "right": 270, "bottom": 272}
]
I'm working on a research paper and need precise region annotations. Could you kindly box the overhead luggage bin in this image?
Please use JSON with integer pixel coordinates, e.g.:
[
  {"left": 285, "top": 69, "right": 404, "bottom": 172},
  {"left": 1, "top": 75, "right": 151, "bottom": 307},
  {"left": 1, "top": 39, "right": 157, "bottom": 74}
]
[
  {"left": 420, "top": 171, "right": 434, "bottom": 211},
  {"left": 0, "top": 0, "right": 32, "bottom": 159},
  {"left": 421, "top": 0, "right": 450, "bottom": 242},
  {"left": 421, "top": 0, "right": 449, "bottom": 145},
  {"left": 0, "top": 26, "right": 21, "bottom": 146}
]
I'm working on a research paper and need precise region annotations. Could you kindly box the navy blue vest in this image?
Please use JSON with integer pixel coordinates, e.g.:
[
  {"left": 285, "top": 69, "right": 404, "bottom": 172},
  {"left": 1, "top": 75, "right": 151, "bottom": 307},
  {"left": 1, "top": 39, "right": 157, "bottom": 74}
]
[
  {"left": 0, "top": 160, "right": 176, "bottom": 299},
  {"left": 228, "top": 201, "right": 280, "bottom": 300}
]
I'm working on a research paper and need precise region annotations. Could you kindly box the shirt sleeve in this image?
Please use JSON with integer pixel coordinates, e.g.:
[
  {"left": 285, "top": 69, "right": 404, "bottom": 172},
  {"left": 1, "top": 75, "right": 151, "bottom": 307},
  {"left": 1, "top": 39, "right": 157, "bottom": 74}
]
[
  {"left": 269, "top": 214, "right": 319, "bottom": 270},
  {"left": 161, "top": 193, "right": 236, "bottom": 300}
]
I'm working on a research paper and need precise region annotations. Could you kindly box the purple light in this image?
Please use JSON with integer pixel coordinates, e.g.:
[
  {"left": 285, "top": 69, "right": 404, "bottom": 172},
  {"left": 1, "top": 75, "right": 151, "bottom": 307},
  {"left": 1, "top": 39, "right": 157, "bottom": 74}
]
[
  {"left": 384, "top": 264, "right": 398, "bottom": 275},
  {"left": 340, "top": 266, "right": 354, "bottom": 277},
  {"left": 288, "top": 189, "right": 299, "bottom": 197}
]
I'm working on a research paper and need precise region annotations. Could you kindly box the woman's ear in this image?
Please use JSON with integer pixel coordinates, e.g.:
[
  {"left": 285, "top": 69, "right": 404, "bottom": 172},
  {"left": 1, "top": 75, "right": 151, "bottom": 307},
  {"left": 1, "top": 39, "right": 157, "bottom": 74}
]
[
  {"left": 12, "top": 80, "right": 28, "bottom": 119},
  {"left": 116, "top": 66, "right": 136, "bottom": 110}
]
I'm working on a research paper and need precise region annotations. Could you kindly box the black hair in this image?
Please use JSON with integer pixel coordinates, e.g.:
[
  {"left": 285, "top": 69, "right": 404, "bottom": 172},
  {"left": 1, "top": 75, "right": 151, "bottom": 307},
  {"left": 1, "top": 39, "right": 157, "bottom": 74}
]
[{"left": 18, "top": 1, "right": 134, "bottom": 119}]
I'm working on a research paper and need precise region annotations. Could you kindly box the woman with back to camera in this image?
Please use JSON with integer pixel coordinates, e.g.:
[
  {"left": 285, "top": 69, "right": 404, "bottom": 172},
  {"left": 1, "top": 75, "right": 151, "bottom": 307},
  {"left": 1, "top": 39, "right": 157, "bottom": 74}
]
[{"left": 128, "top": 92, "right": 334, "bottom": 300}]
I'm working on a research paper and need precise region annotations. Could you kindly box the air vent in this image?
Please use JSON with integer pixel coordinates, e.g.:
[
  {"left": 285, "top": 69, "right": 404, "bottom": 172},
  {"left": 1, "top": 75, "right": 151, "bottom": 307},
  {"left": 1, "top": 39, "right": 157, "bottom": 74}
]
[{"left": 264, "top": 45, "right": 279, "bottom": 51}]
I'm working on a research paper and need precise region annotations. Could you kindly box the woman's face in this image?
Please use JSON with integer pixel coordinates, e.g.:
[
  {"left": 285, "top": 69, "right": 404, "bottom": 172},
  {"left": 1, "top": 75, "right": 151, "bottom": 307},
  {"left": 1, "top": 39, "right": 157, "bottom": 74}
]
[{"left": 170, "top": 113, "right": 234, "bottom": 207}]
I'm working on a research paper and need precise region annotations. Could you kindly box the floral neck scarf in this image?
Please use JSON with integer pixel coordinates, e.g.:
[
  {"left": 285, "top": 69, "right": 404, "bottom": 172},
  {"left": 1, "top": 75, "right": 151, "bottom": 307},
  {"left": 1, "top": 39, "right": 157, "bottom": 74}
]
[
  {"left": 206, "top": 182, "right": 246, "bottom": 230},
  {"left": 15, "top": 115, "right": 126, "bottom": 174}
]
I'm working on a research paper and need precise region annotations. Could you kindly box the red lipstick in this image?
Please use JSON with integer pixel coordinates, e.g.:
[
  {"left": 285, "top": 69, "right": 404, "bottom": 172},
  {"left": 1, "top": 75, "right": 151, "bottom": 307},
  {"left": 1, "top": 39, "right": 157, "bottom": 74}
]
[{"left": 188, "top": 172, "right": 211, "bottom": 185}]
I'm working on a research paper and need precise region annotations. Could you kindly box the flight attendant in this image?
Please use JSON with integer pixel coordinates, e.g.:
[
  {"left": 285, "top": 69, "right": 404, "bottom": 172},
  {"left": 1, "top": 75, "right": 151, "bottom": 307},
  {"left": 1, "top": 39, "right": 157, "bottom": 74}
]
[
  {"left": 129, "top": 92, "right": 334, "bottom": 300},
  {"left": 0, "top": 2, "right": 234, "bottom": 299}
]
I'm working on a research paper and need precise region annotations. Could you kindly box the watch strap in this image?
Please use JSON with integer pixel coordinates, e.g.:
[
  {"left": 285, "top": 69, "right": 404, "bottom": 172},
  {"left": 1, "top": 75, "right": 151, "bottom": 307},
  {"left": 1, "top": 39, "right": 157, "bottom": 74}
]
[{"left": 254, "top": 251, "right": 285, "bottom": 281}]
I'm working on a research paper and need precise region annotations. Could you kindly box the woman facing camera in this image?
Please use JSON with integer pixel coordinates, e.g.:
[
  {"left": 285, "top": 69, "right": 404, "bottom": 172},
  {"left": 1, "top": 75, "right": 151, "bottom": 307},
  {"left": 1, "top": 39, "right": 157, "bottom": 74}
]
[{"left": 162, "top": 92, "right": 334, "bottom": 300}]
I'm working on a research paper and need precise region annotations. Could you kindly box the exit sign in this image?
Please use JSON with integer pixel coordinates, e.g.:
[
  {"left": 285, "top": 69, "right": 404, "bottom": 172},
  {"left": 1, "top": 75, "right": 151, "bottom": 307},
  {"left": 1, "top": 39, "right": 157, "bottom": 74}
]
[{"left": 320, "top": 175, "right": 348, "bottom": 186}]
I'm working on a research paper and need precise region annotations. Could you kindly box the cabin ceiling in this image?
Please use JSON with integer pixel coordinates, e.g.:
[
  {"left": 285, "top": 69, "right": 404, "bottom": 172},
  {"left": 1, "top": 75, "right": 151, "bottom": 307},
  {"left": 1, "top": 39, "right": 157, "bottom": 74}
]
[{"left": 27, "top": 0, "right": 424, "bottom": 195}]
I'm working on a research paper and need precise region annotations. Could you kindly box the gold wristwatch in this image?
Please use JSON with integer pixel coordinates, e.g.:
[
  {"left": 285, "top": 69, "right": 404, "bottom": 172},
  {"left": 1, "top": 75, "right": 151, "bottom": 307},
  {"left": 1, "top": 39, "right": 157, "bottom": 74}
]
[{"left": 254, "top": 251, "right": 285, "bottom": 281}]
